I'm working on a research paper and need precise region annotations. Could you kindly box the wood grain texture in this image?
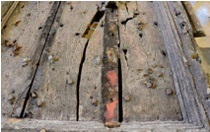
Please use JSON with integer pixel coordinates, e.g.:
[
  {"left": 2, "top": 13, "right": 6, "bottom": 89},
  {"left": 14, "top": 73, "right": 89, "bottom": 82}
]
[
  {"left": 2, "top": 117, "right": 206, "bottom": 132},
  {"left": 118, "top": 1, "right": 182, "bottom": 122},
  {"left": 154, "top": 2, "right": 209, "bottom": 129},
  {"left": 1, "top": 1, "right": 14, "bottom": 18},
  {"left": 168, "top": 1, "right": 210, "bottom": 122},
  {"left": 1, "top": 1, "right": 209, "bottom": 131},
  {"left": 1, "top": 1, "right": 56, "bottom": 118},
  {"left": 79, "top": 18, "right": 104, "bottom": 121},
  {"left": 24, "top": 2, "right": 101, "bottom": 120}
]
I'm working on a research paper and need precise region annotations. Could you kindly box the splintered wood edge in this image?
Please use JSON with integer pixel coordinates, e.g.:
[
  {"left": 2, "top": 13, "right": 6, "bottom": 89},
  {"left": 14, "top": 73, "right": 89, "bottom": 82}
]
[
  {"left": 182, "top": 1, "right": 206, "bottom": 37},
  {"left": 1, "top": 118, "right": 206, "bottom": 131},
  {"left": 1, "top": 1, "right": 19, "bottom": 30}
]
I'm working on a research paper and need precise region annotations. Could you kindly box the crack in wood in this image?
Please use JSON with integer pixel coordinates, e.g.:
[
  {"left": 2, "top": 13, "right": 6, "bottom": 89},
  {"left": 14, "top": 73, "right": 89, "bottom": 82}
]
[
  {"left": 76, "top": 4, "right": 105, "bottom": 121},
  {"left": 1, "top": 1, "right": 210, "bottom": 131},
  {"left": 118, "top": 58, "right": 123, "bottom": 122},
  {"left": 18, "top": 2, "right": 62, "bottom": 118},
  {"left": 117, "top": 12, "right": 123, "bottom": 122},
  {"left": 125, "top": 3, "right": 129, "bottom": 14},
  {"left": 76, "top": 40, "right": 89, "bottom": 121},
  {"left": 11, "top": 84, "right": 30, "bottom": 117},
  {"left": 122, "top": 49, "right": 128, "bottom": 67},
  {"left": 121, "top": 17, "right": 134, "bottom": 26}
]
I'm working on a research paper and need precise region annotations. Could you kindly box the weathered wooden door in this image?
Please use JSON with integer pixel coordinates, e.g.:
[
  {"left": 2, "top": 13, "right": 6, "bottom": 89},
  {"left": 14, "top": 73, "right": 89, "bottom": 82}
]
[{"left": 1, "top": 1, "right": 209, "bottom": 131}]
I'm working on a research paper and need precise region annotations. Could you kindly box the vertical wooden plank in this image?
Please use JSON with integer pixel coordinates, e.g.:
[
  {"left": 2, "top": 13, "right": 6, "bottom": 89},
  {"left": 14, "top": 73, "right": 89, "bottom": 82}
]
[
  {"left": 24, "top": 2, "right": 101, "bottom": 120},
  {"left": 102, "top": 2, "right": 120, "bottom": 124},
  {"left": 118, "top": 2, "right": 182, "bottom": 122},
  {"left": 1, "top": 1, "right": 57, "bottom": 118},
  {"left": 153, "top": 2, "right": 209, "bottom": 128},
  {"left": 79, "top": 18, "right": 104, "bottom": 121},
  {"left": 168, "top": 1, "right": 210, "bottom": 123}
]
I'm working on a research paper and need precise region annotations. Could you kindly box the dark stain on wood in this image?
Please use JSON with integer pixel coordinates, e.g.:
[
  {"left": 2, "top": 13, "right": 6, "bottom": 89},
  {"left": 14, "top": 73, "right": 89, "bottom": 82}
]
[
  {"left": 102, "top": 2, "right": 121, "bottom": 124},
  {"left": 17, "top": 2, "right": 62, "bottom": 118}
]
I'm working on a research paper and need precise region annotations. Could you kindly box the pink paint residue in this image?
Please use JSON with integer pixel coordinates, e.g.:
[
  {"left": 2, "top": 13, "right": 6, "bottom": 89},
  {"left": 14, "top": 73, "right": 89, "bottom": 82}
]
[
  {"left": 105, "top": 100, "right": 118, "bottom": 121},
  {"left": 106, "top": 70, "right": 118, "bottom": 87}
]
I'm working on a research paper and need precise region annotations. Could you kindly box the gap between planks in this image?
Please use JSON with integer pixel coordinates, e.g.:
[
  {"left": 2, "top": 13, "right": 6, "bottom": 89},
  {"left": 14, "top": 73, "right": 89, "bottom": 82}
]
[
  {"left": 19, "top": 2, "right": 62, "bottom": 118},
  {"left": 1, "top": 1, "right": 208, "bottom": 130}
]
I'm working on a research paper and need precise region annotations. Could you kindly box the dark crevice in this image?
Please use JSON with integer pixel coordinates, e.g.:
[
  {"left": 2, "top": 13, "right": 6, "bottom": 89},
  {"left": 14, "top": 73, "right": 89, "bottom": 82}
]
[
  {"left": 118, "top": 58, "right": 123, "bottom": 122},
  {"left": 20, "top": 2, "right": 61, "bottom": 118},
  {"left": 180, "top": 21, "right": 186, "bottom": 29},
  {"left": 122, "top": 49, "right": 128, "bottom": 66},
  {"left": 76, "top": 40, "right": 89, "bottom": 121},
  {"left": 77, "top": 6, "right": 105, "bottom": 121},
  {"left": 106, "top": 1, "right": 118, "bottom": 9},
  {"left": 154, "top": 21, "right": 158, "bottom": 26},
  {"left": 125, "top": 3, "right": 129, "bottom": 14},
  {"left": 82, "top": 10, "right": 105, "bottom": 39},
  {"left": 75, "top": 33, "right": 80, "bottom": 36},
  {"left": 122, "top": 49, "right": 127, "bottom": 58},
  {"left": 139, "top": 32, "right": 143, "bottom": 38},
  {"left": 161, "top": 50, "right": 167, "bottom": 56},
  {"left": 117, "top": 23, "right": 123, "bottom": 122},
  {"left": 175, "top": 12, "right": 181, "bottom": 17},
  {"left": 121, "top": 17, "right": 134, "bottom": 26},
  {"left": 120, "top": 3, "right": 138, "bottom": 26}
]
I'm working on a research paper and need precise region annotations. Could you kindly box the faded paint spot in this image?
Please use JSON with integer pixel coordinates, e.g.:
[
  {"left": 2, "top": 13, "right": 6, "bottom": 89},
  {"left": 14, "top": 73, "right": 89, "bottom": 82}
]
[
  {"left": 106, "top": 70, "right": 118, "bottom": 87},
  {"left": 105, "top": 100, "right": 118, "bottom": 121}
]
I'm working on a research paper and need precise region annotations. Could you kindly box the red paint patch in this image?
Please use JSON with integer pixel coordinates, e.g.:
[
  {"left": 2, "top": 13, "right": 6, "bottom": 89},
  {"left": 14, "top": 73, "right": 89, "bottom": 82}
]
[
  {"left": 106, "top": 70, "right": 118, "bottom": 87},
  {"left": 105, "top": 100, "right": 118, "bottom": 122}
]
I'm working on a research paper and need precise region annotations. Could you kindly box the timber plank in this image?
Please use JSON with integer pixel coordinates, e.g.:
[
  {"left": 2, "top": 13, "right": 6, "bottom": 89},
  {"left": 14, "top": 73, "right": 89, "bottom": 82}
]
[
  {"left": 1, "top": 1, "right": 209, "bottom": 131},
  {"left": 168, "top": 1, "right": 210, "bottom": 122},
  {"left": 153, "top": 2, "right": 209, "bottom": 129},
  {"left": 1, "top": 118, "right": 204, "bottom": 132},
  {"left": 118, "top": 2, "right": 182, "bottom": 122},
  {"left": 24, "top": 2, "right": 101, "bottom": 120},
  {"left": 1, "top": 1, "right": 57, "bottom": 117},
  {"left": 79, "top": 18, "right": 104, "bottom": 121},
  {"left": 102, "top": 3, "right": 120, "bottom": 123}
]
